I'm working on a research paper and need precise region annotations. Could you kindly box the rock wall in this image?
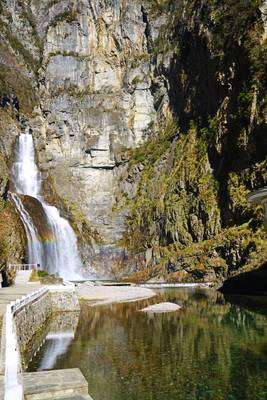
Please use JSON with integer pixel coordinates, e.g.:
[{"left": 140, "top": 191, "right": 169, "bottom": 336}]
[
  {"left": 32, "top": 0, "right": 157, "bottom": 275},
  {"left": 0, "top": 0, "right": 157, "bottom": 276},
  {"left": 113, "top": 0, "right": 267, "bottom": 284},
  {"left": 0, "top": 0, "right": 266, "bottom": 284},
  {"left": 15, "top": 291, "right": 52, "bottom": 355},
  {"left": 24, "top": 311, "right": 80, "bottom": 368},
  {"left": 50, "top": 287, "right": 80, "bottom": 311},
  {"left": 0, "top": 3, "right": 36, "bottom": 273}
]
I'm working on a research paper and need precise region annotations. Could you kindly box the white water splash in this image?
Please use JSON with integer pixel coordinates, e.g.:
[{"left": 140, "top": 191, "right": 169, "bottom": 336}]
[{"left": 12, "top": 133, "right": 83, "bottom": 280}]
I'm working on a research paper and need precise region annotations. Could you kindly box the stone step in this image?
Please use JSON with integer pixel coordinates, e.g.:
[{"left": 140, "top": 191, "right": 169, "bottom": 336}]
[
  {"left": 0, "top": 376, "right": 94, "bottom": 400},
  {"left": 23, "top": 368, "right": 89, "bottom": 400},
  {"left": 15, "top": 271, "right": 33, "bottom": 285}
]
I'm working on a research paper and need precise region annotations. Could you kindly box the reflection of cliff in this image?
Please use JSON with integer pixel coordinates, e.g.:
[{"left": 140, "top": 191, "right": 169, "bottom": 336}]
[{"left": 29, "top": 291, "right": 267, "bottom": 400}]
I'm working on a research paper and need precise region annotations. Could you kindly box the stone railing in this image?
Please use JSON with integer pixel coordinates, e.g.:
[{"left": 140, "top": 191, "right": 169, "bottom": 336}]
[{"left": 7, "top": 263, "right": 40, "bottom": 271}]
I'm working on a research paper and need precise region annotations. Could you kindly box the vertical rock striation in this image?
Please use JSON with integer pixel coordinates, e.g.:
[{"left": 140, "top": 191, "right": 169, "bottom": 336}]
[
  {"left": 0, "top": 0, "right": 157, "bottom": 275},
  {"left": 0, "top": 0, "right": 266, "bottom": 283}
]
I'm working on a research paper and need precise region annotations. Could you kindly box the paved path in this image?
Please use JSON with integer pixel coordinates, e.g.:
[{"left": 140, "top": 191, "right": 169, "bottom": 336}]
[
  {"left": 0, "top": 272, "right": 41, "bottom": 316},
  {"left": 14, "top": 270, "right": 33, "bottom": 285},
  {"left": 0, "top": 275, "right": 93, "bottom": 400}
]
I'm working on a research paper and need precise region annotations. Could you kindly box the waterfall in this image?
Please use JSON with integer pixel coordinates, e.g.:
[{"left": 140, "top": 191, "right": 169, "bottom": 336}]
[
  {"left": 12, "top": 133, "right": 41, "bottom": 197},
  {"left": 12, "top": 133, "right": 83, "bottom": 280}
]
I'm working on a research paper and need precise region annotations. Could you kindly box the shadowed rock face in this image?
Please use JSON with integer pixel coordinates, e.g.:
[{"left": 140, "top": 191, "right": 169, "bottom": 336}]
[
  {"left": 220, "top": 262, "right": 267, "bottom": 295},
  {"left": 0, "top": 1, "right": 266, "bottom": 283},
  {"left": 20, "top": 195, "right": 54, "bottom": 243}
]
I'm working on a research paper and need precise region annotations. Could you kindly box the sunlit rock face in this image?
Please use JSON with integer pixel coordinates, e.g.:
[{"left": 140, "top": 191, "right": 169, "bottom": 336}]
[
  {"left": 0, "top": 0, "right": 156, "bottom": 275},
  {"left": 1, "top": 0, "right": 266, "bottom": 281},
  {"left": 35, "top": 1, "right": 155, "bottom": 274}
]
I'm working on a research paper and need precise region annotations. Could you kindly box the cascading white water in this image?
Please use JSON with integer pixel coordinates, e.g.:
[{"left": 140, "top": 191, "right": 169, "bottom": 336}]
[
  {"left": 12, "top": 133, "right": 83, "bottom": 280},
  {"left": 12, "top": 133, "right": 41, "bottom": 197}
]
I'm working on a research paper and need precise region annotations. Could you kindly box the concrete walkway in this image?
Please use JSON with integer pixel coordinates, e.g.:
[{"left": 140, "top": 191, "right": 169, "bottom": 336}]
[
  {"left": 14, "top": 270, "right": 33, "bottom": 285},
  {"left": 0, "top": 271, "right": 41, "bottom": 316},
  {"left": 0, "top": 276, "right": 94, "bottom": 400},
  {"left": 0, "top": 273, "right": 42, "bottom": 399},
  {"left": 247, "top": 186, "right": 267, "bottom": 203}
]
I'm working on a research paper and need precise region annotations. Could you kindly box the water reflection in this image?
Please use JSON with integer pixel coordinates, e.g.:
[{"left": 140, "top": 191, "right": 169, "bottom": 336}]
[
  {"left": 38, "top": 332, "right": 74, "bottom": 370},
  {"left": 25, "top": 312, "right": 79, "bottom": 369},
  {"left": 27, "top": 289, "right": 267, "bottom": 400}
]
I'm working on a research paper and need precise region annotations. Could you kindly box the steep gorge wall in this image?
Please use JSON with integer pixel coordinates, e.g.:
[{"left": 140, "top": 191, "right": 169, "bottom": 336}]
[
  {"left": 0, "top": 0, "right": 158, "bottom": 275},
  {"left": 0, "top": 54, "right": 29, "bottom": 273},
  {"left": 115, "top": 0, "right": 267, "bottom": 285},
  {"left": 0, "top": 0, "right": 266, "bottom": 284}
]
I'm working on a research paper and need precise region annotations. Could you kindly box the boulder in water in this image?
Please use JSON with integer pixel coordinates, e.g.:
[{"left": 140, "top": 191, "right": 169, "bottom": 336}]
[{"left": 140, "top": 302, "right": 181, "bottom": 313}]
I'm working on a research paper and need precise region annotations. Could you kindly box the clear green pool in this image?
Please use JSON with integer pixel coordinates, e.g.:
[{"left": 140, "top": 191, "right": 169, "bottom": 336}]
[{"left": 27, "top": 288, "right": 267, "bottom": 400}]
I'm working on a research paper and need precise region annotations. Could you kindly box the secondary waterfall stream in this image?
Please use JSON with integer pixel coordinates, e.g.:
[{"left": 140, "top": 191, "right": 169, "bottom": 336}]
[{"left": 11, "top": 132, "right": 82, "bottom": 280}]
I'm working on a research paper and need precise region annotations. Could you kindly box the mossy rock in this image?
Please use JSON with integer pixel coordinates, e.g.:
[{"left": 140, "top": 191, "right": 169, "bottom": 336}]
[{"left": 0, "top": 198, "right": 26, "bottom": 274}]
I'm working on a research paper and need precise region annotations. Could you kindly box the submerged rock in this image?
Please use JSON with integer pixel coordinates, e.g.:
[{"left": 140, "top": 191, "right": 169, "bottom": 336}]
[{"left": 140, "top": 302, "right": 181, "bottom": 313}]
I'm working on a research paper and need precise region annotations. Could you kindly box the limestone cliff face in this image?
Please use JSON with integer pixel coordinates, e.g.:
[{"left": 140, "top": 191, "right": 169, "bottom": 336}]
[
  {"left": 35, "top": 1, "right": 157, "bottom": 275},
  {"left": 0, "top": 0, "right": 266, "bottom": 283},
  {"left": 0, "top": 0, "right": 157, "bottom": 275}
]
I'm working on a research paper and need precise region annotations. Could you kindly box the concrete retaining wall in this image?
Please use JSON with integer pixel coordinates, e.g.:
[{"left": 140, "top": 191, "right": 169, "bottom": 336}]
[
  {"left": 49, "top": 287, "right": 80, "bottom": 312},
  {"left": 14, "top": 286, "right": 80, "bottom": 357},
  {"left": 14, "top": 291, "right": 52, "bottom": 355}
]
